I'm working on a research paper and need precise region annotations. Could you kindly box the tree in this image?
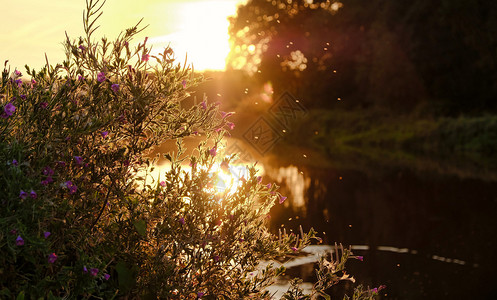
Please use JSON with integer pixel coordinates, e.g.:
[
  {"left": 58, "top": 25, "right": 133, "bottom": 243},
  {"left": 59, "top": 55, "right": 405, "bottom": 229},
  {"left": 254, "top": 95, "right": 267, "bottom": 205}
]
[
  {"left": 0, "top": 0, "right": 380, "bottom": 299},
  {"left": 228, "top": 0, "right": 497, "bottom": 113},
  {"left": 228, "top": 0, "right": 349, "bottom": 109}
]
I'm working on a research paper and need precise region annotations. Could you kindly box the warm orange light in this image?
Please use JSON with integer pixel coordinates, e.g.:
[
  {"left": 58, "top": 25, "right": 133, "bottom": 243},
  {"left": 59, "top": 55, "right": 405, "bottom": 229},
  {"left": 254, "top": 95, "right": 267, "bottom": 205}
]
[
  {"left": 0, "top": 0, "right": 242, "bottom": 72},
  {"left": 147, "top": 1, "right": 240, "bottom": 71},
  {"left": 212, "top": 162, "right": 250, "bottom": 195}
]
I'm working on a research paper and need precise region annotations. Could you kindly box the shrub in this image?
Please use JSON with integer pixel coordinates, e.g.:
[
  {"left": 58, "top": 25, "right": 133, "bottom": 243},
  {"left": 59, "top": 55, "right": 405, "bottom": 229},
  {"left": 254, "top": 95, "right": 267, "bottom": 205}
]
[{"left": 0, "top": 1, "right": 380, "bottom": 299}]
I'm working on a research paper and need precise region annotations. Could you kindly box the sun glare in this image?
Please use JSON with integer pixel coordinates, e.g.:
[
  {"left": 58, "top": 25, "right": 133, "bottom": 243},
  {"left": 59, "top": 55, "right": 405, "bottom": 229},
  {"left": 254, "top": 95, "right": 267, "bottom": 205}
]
[
  {"left": 140, "top": 157, "right": 258, "bottom": 198},
  {"left": 211, "top": 163, "right": 250, "bottom": 195},
  {"left": 0, "top": 0, "right": 242, "bottom": 72},
  {"left": 148, "top": 1, "right": 239, "bottom": 71}
]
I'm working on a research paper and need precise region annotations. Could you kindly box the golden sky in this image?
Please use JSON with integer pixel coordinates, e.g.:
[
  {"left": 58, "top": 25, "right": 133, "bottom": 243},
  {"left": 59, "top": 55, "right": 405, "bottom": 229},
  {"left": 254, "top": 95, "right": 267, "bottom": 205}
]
[{"left": 0, "top": 0, "right": 243, "bottom": 72}]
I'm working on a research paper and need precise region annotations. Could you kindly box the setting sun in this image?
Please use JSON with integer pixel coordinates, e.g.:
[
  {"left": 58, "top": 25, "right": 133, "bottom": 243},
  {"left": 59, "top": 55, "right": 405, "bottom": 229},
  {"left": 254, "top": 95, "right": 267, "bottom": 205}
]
[
  {"left": 148, "top": 1, "right": 239, "bottom": 71},
  {"left": 0, "top": 0, "right": 242, "bottom": 72}
]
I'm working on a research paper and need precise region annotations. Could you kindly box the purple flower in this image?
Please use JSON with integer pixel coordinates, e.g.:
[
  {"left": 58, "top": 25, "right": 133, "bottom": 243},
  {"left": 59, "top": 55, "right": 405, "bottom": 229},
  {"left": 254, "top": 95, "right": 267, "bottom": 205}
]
[
  {"left": 182, "top": 80, "right": 187, "bottom": 88},
  {"left": 356, "top": 256, "right": 364, "bottom": 261},
  {"left": 104, "top": 273, "right": 110, "bottom": 280},
  {"left": 213, "top": 255, "right": 220, "bottom": 262},
  {"left": 178, "top": 217, "right": 185, "bottom": 225},
  {"left": 266, "top": 183, "right": 272, "bottom": 189},
  {"left": 78, "top": 45, "right": 86, "bottom": 51},
  {"left": 279, "top": 195, "right": 287, "bottom": 204},
  {"left": 197, "top": 292, "right": 204, "bottom": 298},
  {"left": 97, "top": 72, "right": 106, "bottom": 83},
  {"left": 372, "top": 288, "right": 378, "bottom": 293},
  {"left": 142, "top": 54, "right": 150, "bottom": 62},
  {"left": 3, "top": 102, "right": 16, "bottom": 117},
  {"left": 89, "top": 268, "right": 99, "bottom": 277},
  {"left": 78, "top": 75, "right": 85, "bottom": 81},
  {"left": 101, "top": 131, "right": 109, "bottom": 138},
  {"left": 15, "top": 79, "right": 22, "bottom": 88},
  {"left": 41, "top": 176, "right": 53, "bottom": 186},
  {"left": 20, "top": 94, "right": 27, "bottom": 100},
  {"left": 83, "top": 266, "right": 88, "bottom": 273},
  {"left": 111, "top": 84, "right": 120, "bottom": 93},
  {"left": 31, "top": 79, "right": 37, "bottom": 87},
  {"left": 209, "top": 147, "right": 217, "bottom": 157},
  {"left": 68, "top": 184, "right": 77, "bottom": 194},
  {"left": 257, "top": 176, "right": 262, "bottom": 183},
  {"left": 74, "top": 156, "right": 83, "bottom": 165},
  {"left": 40, "top": 102, "right": 48, "bottom": 109},
  {"left": 56, "top": 161, "right": 66, "bottom": 168},
  {"left": 160, "top": 181, "right": 166, "bottom": 187},
  {"left": 291, "top": 247, "right": 298, "bottom": 252},
  {"left": 16, "top": 235, "right": 24, "bottom": 246},
  {"left": 42, "top": 166, "right": 54, "bottom": 176},
  {"left": 30, "top": 190, "right": 37, "bottom": 199},
  {"left": 44, "top": 231, "right": 51, "bottom": 238},
  {"left": 220, "top": 111, "right": 234, "bottom": 118},
  {"left": 200, "top": 101, "right": 207, "bottom": 110},
  {"left": 14, "top": 70, "right": 22, "bottom": 77},
  {"left": 48, "top": 253, "right": 57, "bottom": 263},
  {"left": 19, "top": 190, "right": 28, "bottom": 200},
  {"left": 64, "top": 181, "right": 77, "bottom": 194},
  {"left": 11, "top": 159, "right": 18, "bottom": 166},
  {"left": 10, "top": 229, "right": 17, "bottom": 235},
  {"left": 226, "top": 122, "right": 235, "bottom": 130}
]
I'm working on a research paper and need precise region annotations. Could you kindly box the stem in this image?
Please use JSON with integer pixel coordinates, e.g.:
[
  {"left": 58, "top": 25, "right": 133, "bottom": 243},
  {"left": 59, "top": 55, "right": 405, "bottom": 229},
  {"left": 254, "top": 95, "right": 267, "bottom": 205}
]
[{"left": 89, "top": 178, "right": 113, "bottom": 231}]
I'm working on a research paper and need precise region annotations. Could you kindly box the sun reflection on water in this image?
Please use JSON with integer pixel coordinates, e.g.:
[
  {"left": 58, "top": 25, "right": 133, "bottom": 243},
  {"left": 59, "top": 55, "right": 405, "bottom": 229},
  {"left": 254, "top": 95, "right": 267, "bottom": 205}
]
[
  {"left": 198, "top": 160, "right": 255, "bottom": 197},
  {"left": 136, "top": 156, "right": 261, "bottom": 198}
]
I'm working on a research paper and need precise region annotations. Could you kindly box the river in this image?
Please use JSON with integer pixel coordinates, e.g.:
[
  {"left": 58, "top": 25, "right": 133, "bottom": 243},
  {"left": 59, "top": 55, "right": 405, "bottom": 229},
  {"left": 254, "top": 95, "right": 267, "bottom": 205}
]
[
  {"left": 262, "top": 157, "right": 497, "bottom": 299},
  {"left": 153, "top": 135, "right": 497, "bottom": 299}
]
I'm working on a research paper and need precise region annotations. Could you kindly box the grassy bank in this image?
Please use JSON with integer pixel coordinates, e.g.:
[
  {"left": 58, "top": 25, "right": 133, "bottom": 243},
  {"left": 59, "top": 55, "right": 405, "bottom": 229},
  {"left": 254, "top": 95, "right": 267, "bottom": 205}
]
[{"left": 268, "top": 109, "right": 497, "bottom": 180}]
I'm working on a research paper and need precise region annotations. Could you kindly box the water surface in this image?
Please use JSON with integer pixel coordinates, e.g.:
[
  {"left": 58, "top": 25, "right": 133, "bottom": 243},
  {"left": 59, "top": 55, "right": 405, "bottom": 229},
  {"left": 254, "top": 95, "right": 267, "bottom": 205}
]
[{"left": 264, "top": 160, "right": 497, "bottom": 299}]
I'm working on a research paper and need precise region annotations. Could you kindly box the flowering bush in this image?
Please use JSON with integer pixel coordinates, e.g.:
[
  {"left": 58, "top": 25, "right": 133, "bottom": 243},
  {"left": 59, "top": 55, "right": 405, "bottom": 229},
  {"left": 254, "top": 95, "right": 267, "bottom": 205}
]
[{"left": 0, "top": 1, "right": 381, "bottom": 299}]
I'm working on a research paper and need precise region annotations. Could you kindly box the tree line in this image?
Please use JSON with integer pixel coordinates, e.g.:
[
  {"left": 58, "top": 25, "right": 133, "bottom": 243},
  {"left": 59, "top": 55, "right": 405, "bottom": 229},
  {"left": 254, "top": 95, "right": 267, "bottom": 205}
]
[{"left": 228, "top": 0, "right": 497, "bottom": 115}]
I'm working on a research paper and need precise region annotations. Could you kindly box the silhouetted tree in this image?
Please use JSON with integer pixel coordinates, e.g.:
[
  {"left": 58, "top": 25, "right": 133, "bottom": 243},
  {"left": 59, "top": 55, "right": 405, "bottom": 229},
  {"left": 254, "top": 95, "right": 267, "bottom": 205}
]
[{"left": 228, "top": 0, "right": 497, "bottom": 114}]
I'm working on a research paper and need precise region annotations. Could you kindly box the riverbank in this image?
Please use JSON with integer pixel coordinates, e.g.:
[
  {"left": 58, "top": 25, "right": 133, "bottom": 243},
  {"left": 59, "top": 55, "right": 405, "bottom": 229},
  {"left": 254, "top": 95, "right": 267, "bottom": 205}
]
[
  {"left": 189, "top": 73, "right": 497, "bottom": 180},
  {"left": 257, "top": 108, "right": 497, "bottom": 181}
]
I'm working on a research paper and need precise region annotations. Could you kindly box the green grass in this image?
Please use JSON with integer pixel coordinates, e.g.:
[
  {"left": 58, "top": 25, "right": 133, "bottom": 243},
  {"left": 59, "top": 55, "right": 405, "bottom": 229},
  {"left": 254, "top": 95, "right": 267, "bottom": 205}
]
[{"left": 271, "top": 109, "right": 497, "bottom": 180}]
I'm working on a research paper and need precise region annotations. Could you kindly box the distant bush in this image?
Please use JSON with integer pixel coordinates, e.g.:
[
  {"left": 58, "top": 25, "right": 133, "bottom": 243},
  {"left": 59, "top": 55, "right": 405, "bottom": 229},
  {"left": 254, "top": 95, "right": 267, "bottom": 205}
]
[{"left": 0, "top": 1, "right": 380, "bottom": 299}]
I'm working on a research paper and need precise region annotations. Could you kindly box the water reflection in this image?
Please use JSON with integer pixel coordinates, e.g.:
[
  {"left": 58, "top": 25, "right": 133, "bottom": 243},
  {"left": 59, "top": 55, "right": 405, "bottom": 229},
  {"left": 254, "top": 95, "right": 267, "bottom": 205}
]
[
  {"left": 265, "top": 161, "right": 497, "bottom": 299},
  {"left": 266, "top": 165, "right": 308, "bottom": 211},
  {"left": 267, "top": 243, "right": 480, "bottom": 298},
  {"left": 148, "top": 137, "right": 497, "bottom": 298}
]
